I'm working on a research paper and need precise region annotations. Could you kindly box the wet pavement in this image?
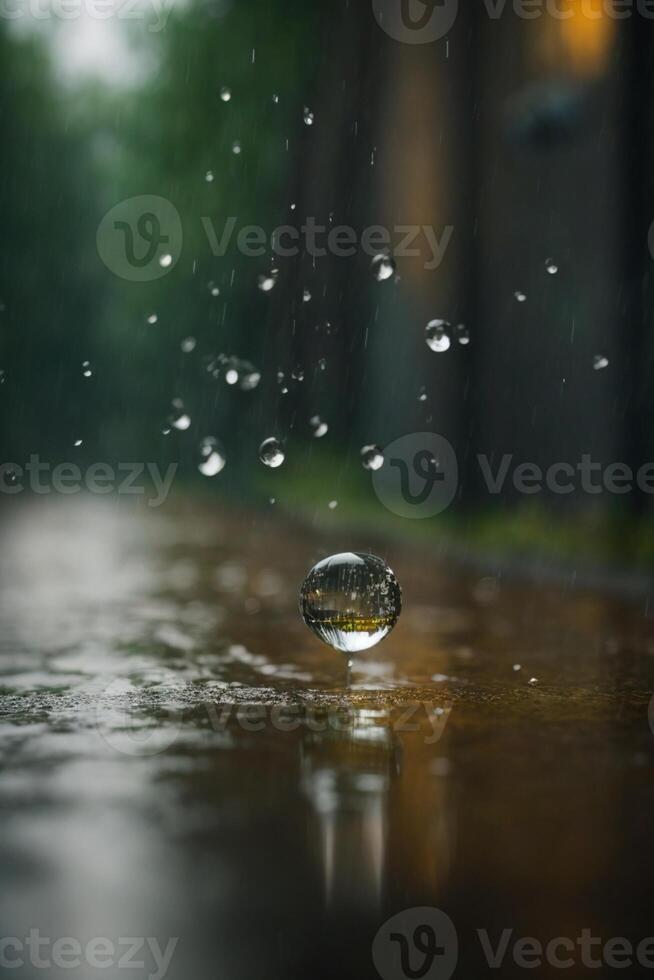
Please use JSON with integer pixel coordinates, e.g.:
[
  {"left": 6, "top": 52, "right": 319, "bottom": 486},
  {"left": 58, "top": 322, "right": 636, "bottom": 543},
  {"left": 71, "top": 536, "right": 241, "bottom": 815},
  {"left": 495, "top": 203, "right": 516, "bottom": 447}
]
[{"left": 1, "top": 495, "right": 654, "bottom": 980}]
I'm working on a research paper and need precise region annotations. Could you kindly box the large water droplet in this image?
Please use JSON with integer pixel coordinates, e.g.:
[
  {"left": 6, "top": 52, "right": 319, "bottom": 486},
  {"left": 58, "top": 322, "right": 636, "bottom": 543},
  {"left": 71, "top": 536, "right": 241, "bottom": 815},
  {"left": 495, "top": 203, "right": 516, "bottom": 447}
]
[
  {"left": 361, "top": 444, "right": 385, "bottom": 471},
  {"left": 159, "top": 253, "right": 173, "bottom": 268},
  {"left": 259, "top": 437, "right": 285, "bottom": 468},
  {"left": 310, "top": 415, "right": 328, "bottom": 438},
  {"left": 169, "top": 398, "right": 191, "bottom": 431},
  {"left": 232, "top": 140, "right": 242, "bottom": 155},
  {"left": 545, "top": 258, "right": 558, "bottom": 275},
  {"left": 425, "top": 319, "right": 452, "bottom": 353},
  {"left": 198, "top": 436, "right": 226, "bottom": 476},
  {"left": 220, "top": 86, "right": 231, "bottom": 102},
  {"left": 147, "top": 313, "right": 158, "bottom": 324},
  {"left": 181, "top": 337, "right": 196, "bottom": 353},
  {"left": 300, "top": 552, "right": 402, "bottom": 653},
  {"left": 593, "top": 354, "right": 609, "bottom": 371},
  {"left": 258, "top": 270, "right": 278, "bottom": 292},
  {"left": 371, "top": 253, "right": 396, "bottom": 282}
]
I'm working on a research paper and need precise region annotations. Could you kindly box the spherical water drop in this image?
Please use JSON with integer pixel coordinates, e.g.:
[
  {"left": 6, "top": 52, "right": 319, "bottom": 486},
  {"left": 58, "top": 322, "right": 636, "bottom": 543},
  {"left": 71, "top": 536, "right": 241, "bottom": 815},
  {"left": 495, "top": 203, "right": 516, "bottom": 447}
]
[
  {"left": 181, "top": 337, "right": 196, "bottom": 353},
  {"left": 303, "top": 107, "right": 314, "bottom": 126},
  {"left": 425, "top": 319, "right": 452, "bottom": 353},
  {"left": 328, "top": 500, "right": 338, "bottom": 510},
  {"left": 456, "top": 323, "right": 470, "bottom": 346},
  {"left": 147, "top": 313, "right": 158, "bottom": 324},
  {"left": 82, "top": 360, "right": 93, "bottom": 378},
  {"left": 545, "top": 258, "right": 558, "bottom": 275},
  {"left": 159, "top": 253, "right": 173, "bottom": 268},
  {"left": 198, "top": 436, "right": 226, "bottom": 476},
  {"left": 169, "top": 398, "right": 191, "bottom": 431},
  {"left": 208, "top": 282, "right": 220, "bottom": 297},
  {"left": 74, "top": 439, "right": 83, "bottom": 447},
  {"left": 361, "top": 444, "right": 384, "bottom": 471},
  {"left": 259, "top": 437, "right": 285, "bottom": 468},
  {"left": 220, "top": 86, "right": 231, "bottom": 102},
  {"left": 514, "top": 291, "right": 527, "bottom": 303},
  {"left": 303, "top": 289, "right": 312, "bottom": 303},
  {"left": 300, "top": 552, "right": 402, "bottom": 654},
  {"left": 371, "top": 253, "right": 396, "bottom": 282},
  {"left": 205, "top": 170, "right": 214, "bottom": 183},
  {"left": 258, "top": 270, "right": 278, "bottom": 292},
  {"left": 240, "top": 367, "right": 261, "bottom": 391},
  {"left": 310, "top": 415, "right": 328, "bottom": 438},
  {"left": 593, "top": 354, "right": 609, "bottom": 371},
  {"left": 232, "top": 140, "right": 242, "bottom": 155}
]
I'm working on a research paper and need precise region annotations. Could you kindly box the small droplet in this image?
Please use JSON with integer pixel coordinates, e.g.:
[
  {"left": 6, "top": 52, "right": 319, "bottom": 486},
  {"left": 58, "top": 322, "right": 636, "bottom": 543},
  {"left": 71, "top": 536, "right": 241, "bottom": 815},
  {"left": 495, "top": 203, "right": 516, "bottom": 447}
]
[
  {"left": 456, "top": 323, "right": 470, "bottom": 346},
  {"left": 147, "top": 313, "right": 158, "bottom": 324},
  {"left": 318, "top": 357, "right": 327, "bottom": 371},
  {"left": 181, "top": 337, "right": 196, "bottom": 353},
  {"left": 0, "top": 369, "right": 5, "bottom": 385},
  {"left": 593, "top": 354, "right": 609, "bottom": 371},
  {"left": 371, "top": 253, "right": 396, "bottom": 282},
  {"left": 82, "top": 360, "right": 93, "bottom": 378},
  {"left": 303, "top": 289, "right": 312, "bottom": 303},
  {"left": 545, "top": 258, "right": 558, "bottom": 275},
  {"left": 232, "top": 140, "right": 242, "bottom": 155},
  {"left": 159, "top": 253, "right": 173, "bottom": 268},
  {"left": 514, "top": 291, "right": 527, "bottom": 303},
  {"left": 205, "top": 170, "right": 214, "bottom": 183},
  {"left": 418, "top": 386, "right": 428, "bottom": 402},
  {"left": 209, "top": 283, "right": 220, "bottom": 297},
  {"left": 220, "top": 86, "right": 231, "bottom": 102},
  {"left": 169, "top": 398, "right": 191, "bottom": 431},
  {"left": 425, "top": 319, "right": 452, "bottom": 353},
  {"left": 303, "top": 107, "right": 314, "bottom": 126},
  {"left": 240, "top": 367, "right": 261, "bottom": 391},
  {"left": 513, "top": 663, "right": 522, "bottom": 672},
  {"left": 74, "top": 439, "right": 83, "bottom": 447},
  {"left": 361, "top": 444, "right": 384, "bottom": 471},
  {"left": 198, "top": 436, "right": 226, "bottom": 477},
  {"left": 300, "top": 552, "right": 402, "bottom": 654},
  {"left": 258, "top": 270, "right": 278, "bottom": 292},
  {"left": 259, "top": 437, "right": 285, "bottom": 468},
  {"left": 310, "top": 415, "right": 328, "bottom": 438},
  {"left": 528, "top": 676, "right": 539, "bottom": 686},
  {"left": 272, "top": 93, "right": 279, "bottom": 104},
  {"left": 328, "top": 500, "right": 338, "bottom": 510}
]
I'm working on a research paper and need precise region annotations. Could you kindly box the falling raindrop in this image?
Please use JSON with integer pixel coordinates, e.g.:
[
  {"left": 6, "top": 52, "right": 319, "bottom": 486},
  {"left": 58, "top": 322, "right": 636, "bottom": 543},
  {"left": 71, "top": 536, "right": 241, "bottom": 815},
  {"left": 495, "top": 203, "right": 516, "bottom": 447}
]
[
  {"left": 425, "top": 319, "right": 452, "bottom": 353},
  {"left": 361, "top": 444, "right": 385, "bottom": 471},
  {"left": 198, "top": 436, "right": 226, "bottom": 477},
  {"left": 220, "top": 86, "right": 231, "bottom": 102},
  {"left": 545, "top": 258, "right": 558, "bottom": 275},
  {"left": 456, "top": 323, "right": 470, "bottom": 346},
  {"left": 147, "top": 313, "right": 158, "bottom": 324},
  {"left": 208, "top": 282, "right": 220, "bottom": 297},
  {"left": 593, "top": 354, "right": 609, "bottom": 371},
  {"left": 303, "top": 289, "right": 312, "bottom": 303},
  {"left": 371, "top": 253, "right": 396, "bottom": 282},
  {"left": 240, "top": 366, "right": 261, "bottom": 391},
  {"left": 418, "top": 387, "right": 428, "bottom": 402},
  {"left": 74, "top": 439, "right": 83, "bottom": 447},
  {"left": 181, "top": 337, "right": 196, "bottom": 353},
  {"left": 205, "top": 170, "right": 214, "bottom": 183},
  {"left": 169, "top": 398, "right": 191, "bottom": 431},
  {"left": 303, "top": 107, "right": 314, "bottom": 126},
  {"left": 259, "top": 437, "right": 285, "bottom": 468},
  {"left": 513, "top": 664, "right": 522, "bottom": 672},
  {"left": 272, "top": 93, "right": 279, "bottom": 104},
  {"left": 82, "top": 360, "right": 93, "bottom": 378},
  {"left": 232, "top": 140, "right": 242, "bottom": 155},
  {"left": 0, "top": 370, "right": 5, "bottom": 385},
  {"left": 514, "top": 291, "right": 527, "bottom": 303},
  {"left": 328, "top": 500, "right": 338, "bottom": 510},
  {"left": 318, "top": 358, "right": 327, "bottom": 371},
  {"left": 310, "top": 415, "right": 328, "bottom": 438},
  {"left": 300, "top": 552, "right": 402, "bottom": 654},
  {"left": 159, "top": 254, "right": 173, "bottom": 268},
  {"left": 528, "top": 676, "right": 539, "bottom": 686},
  {"left": 258, "top": 270, "right": 278, "bottom": 292}
]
